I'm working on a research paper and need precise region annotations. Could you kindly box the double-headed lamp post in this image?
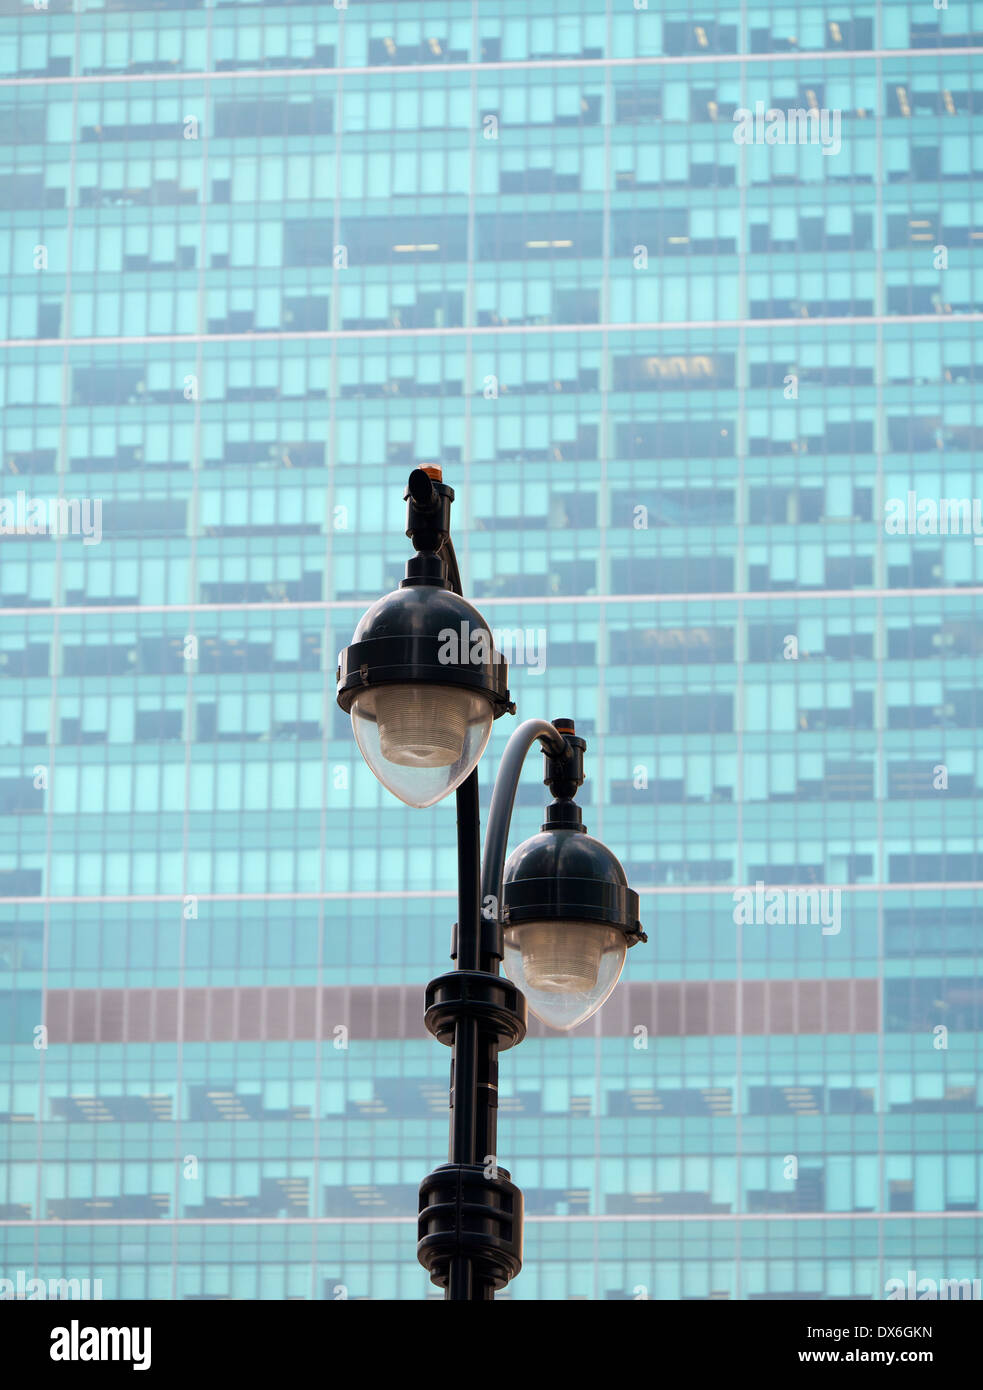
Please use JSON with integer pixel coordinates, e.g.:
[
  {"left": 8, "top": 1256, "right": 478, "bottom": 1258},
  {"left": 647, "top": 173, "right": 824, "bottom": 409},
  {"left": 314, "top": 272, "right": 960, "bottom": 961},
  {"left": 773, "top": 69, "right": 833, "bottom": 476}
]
[{"left": 336, "top": 467, "right": 646, "bottom": 1300}]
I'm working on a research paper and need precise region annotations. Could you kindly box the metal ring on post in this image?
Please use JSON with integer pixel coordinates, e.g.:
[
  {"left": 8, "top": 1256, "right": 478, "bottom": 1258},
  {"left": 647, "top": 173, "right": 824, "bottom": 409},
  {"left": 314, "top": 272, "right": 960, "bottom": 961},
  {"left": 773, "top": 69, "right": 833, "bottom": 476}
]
[
  {"left": 423, "top": 971, "right": 527, "bottom": 1051},
  {"left": 418, "top": 1163, "right": 523, "bottom": 1294}
]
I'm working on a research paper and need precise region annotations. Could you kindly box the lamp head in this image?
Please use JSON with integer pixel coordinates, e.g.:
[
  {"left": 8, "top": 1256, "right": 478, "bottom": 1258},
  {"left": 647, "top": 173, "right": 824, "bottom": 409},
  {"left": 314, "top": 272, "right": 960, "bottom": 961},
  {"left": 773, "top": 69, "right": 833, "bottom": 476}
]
[
  {"left": 501, "top": 721, "right": 646, "bottom": 1029},
  {"left": 336, "top": 471, "right": 513, "bottom": 807}
]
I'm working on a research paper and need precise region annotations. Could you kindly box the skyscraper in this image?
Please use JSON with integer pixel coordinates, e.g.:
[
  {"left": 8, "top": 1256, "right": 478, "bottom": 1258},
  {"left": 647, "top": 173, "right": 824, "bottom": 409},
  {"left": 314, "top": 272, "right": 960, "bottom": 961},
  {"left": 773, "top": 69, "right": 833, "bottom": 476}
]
[{"left": 1, "top": 0, "right": 980, "bottom": 1300}]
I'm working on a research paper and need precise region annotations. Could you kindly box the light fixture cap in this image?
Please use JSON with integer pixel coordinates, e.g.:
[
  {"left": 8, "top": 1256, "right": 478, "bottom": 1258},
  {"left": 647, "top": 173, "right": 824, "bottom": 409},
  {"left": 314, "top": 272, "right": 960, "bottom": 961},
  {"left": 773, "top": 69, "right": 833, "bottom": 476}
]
[
  {"left": 502, "top": 825, "right": 646, "bottom": 946},
  {"left": 336, "top": 583, "right": 514, "bottom": 717}
]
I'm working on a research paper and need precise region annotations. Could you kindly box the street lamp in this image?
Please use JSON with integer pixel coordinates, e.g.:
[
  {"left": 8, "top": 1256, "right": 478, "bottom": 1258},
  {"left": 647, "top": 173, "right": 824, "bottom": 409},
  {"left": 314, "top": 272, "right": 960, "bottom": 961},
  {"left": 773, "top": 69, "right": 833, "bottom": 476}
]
[{"left": 336, "top": 467, "right": 646, "bottom": 1300}]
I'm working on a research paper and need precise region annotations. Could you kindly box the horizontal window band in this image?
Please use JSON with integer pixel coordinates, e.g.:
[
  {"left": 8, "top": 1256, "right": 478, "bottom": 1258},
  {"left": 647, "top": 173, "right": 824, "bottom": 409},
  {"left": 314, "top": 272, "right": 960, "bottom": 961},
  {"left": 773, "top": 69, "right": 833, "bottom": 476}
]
[{"left": 40, "top": 978, "right": 880, "bottom": 1044}]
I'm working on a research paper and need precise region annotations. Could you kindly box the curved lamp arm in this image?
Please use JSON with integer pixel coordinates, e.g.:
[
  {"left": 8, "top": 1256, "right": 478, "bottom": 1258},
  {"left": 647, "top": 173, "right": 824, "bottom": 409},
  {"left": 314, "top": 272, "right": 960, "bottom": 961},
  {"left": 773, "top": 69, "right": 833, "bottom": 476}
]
[
  {"left": 479, "top": 718, "right": 570, "bottom": 971},
  {"left": 441, "top": 534, "right": 463, "bottom": 597}
]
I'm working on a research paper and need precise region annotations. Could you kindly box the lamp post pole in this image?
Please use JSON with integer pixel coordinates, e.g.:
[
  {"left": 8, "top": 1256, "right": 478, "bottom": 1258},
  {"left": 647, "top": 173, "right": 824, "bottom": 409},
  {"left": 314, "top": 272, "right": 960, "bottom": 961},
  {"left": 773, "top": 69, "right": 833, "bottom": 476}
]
[{"left": 415, "top": 593, "right": 574, "bottom": 1301}]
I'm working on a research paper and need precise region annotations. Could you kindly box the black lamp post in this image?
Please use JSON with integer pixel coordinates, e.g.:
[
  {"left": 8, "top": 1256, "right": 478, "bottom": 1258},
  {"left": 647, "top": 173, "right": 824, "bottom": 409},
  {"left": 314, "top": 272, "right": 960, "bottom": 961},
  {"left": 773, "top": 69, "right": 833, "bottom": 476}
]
[{"left": 336, "top": 468, "right": 646, "bottom": 1300}]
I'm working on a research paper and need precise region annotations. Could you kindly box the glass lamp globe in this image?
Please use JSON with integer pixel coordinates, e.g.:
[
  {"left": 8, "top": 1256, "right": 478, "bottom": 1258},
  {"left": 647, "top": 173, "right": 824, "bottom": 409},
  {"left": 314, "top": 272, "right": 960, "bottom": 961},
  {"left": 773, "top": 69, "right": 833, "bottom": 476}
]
[
  {"left": 502, "top": 920, "right": 627, "bottom": 1031},
  {"left": 350, "top": 683, "right": 494, "bottom": 809}
]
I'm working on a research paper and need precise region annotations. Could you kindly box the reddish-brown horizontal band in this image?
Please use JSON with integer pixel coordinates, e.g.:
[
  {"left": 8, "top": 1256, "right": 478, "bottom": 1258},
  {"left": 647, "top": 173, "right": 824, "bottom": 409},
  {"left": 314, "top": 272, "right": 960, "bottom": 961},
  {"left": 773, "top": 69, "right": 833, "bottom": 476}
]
[{"left": 43, "top": 978, "right": 880, "bottom": 1045}]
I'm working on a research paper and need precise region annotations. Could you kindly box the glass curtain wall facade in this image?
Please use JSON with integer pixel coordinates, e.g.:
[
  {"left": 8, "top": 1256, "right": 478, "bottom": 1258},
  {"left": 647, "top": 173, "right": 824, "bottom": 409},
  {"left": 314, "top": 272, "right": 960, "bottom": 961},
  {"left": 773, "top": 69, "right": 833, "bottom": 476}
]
[{"left": 1, "top": 0, "right": 982, "bottom": 1299}]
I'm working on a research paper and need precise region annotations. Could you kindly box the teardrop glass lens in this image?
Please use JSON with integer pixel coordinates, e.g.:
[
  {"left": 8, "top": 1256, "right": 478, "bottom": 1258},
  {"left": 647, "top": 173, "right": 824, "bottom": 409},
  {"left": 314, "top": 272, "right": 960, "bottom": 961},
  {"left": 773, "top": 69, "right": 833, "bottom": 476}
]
[
  {"left": 503, "top": 922, "right": 627, "bottom": 1031},
  {"left": 350, "top": 685, "right": 493, "bottom": 808}
]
